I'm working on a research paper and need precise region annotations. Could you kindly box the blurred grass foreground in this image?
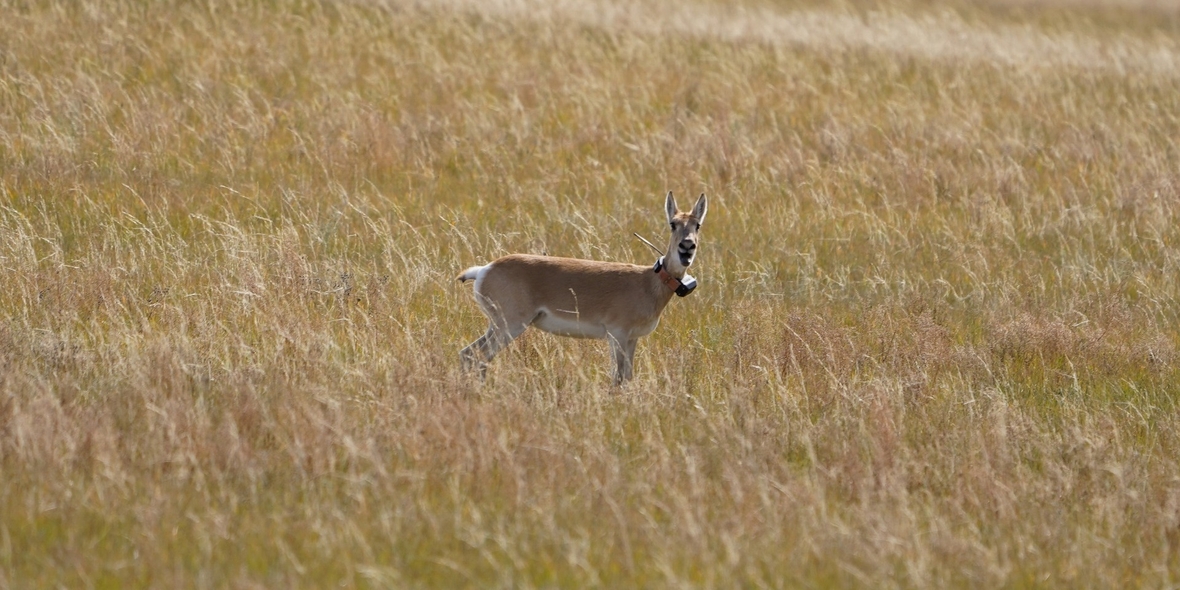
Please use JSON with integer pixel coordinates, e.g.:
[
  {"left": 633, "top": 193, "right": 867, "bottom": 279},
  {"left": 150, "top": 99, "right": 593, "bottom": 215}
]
[{"left": 3, "top": 0, "right": 1180, "bottom": 586}]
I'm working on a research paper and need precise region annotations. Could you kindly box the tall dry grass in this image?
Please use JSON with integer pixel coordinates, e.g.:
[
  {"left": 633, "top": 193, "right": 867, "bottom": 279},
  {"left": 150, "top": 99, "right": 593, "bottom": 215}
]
[{"left": 2, "top": 0, "right": 1180, "bottom": 587}]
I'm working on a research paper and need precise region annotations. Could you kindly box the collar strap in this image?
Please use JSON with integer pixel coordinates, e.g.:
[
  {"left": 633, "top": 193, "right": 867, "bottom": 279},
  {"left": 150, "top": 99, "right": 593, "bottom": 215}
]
[
  {"left": 653, "top": 257, "right": 697, "bottom": 297},
  {"left": 654, "top": 258, "right": 682, "bottom": 293}
]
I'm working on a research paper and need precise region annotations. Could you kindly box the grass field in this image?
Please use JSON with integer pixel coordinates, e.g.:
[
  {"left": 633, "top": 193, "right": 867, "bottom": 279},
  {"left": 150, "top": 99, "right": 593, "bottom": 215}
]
[{"left": 3, "top": 0, "right": 1180, "bottom": 586}]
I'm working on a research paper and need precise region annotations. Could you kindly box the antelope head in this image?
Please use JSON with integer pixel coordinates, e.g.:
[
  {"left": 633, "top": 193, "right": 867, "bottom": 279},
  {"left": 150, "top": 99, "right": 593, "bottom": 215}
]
[{"left": 663, "top": 191, "right": 708, "bottom": 277}]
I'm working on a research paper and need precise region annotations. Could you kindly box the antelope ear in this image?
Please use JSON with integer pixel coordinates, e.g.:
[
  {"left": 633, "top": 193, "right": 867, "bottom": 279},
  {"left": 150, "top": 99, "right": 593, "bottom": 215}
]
[
  {"left": 665, "top": 191, "right": 678, "bottom": 225},
  {"left": 691, "top": 193, "right": 708, "bottom": 225}
]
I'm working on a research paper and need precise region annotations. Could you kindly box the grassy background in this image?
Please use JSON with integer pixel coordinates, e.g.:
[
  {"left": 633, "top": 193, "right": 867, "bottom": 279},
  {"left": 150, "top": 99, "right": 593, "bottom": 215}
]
[{"left": 3, "top": 0, "right": 1180, "bottom": 586}]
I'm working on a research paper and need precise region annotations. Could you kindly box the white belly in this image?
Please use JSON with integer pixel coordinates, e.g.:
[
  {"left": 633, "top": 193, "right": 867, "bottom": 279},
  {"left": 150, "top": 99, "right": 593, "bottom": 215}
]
[{"left": 532, "top": 309, "right": 608, "bottom": 339}]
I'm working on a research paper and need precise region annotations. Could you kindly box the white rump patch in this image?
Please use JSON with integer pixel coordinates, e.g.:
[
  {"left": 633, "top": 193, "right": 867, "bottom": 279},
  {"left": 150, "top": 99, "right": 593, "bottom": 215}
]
[{"left": 460, "top": 264, "right": 491, "bottom": 290}]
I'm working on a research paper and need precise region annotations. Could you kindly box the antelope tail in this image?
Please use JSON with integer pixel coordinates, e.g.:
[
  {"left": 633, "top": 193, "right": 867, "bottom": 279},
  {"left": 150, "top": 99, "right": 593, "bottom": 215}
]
[{"left": 457, "top": 265, "right": 487, "bottom": 283}]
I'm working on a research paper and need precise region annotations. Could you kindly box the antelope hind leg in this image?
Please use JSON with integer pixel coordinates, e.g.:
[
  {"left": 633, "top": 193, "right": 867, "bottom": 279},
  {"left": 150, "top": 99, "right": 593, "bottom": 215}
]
[{"left": 460, "top": 323, "right": 526, "bottom": 380}]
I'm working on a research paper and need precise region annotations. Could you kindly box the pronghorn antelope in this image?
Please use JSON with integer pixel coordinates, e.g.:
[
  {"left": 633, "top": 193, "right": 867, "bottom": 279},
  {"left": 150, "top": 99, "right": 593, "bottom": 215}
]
[{"left": 457, "top": 192, "right": 708, "bottom": 385}]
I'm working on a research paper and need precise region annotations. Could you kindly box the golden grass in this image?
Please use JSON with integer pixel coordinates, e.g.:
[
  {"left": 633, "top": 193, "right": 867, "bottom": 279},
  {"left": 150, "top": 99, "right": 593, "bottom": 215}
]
[{"left": 2, "top": 0, "right": 1180, "bottom": 586}]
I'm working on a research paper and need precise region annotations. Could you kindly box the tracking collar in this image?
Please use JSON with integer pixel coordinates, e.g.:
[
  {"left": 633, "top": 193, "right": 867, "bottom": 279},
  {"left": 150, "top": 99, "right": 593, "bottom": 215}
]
[{"left": 653, "top": 256, "right": 698, "bottom": 297}]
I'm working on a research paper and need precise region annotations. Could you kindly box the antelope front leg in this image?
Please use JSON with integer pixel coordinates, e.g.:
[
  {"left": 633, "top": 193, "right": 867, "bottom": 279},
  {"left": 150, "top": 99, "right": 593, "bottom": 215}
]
[
  {"left": 609, "top": 335, "right": 640, "bottom": 386},
  {"left": 620, "top": 337, "right": 638, "bottom": 383}
]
